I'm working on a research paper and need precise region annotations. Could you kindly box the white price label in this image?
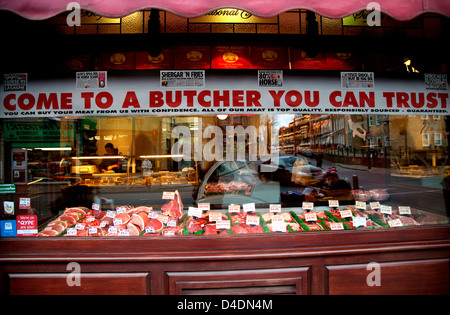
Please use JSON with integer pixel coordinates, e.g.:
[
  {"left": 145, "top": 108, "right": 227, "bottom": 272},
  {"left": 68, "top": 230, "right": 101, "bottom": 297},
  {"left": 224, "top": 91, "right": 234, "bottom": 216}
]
[
  {"left": 113, "top": 218, "right": 123, "bottom": 226},
  {"left": 330, "top": 222, "right": 344, "bottom": 230},
  {"left": 162, "top": 191, "right": 175, "bottom": 200},
  {"left": 216, "top": 220, "right": 230, "bottom": 230},
  {"left": 198, "top": 203, "right": 210, "bottom": 211},
  {"left": 340, "top": 209, "right": 353, "bottom": 218},
  {"left": 75, "top": 223, "right": 85, "bottom": 230},
  {"left": 209, "top": 212, "right": 222, "bottom": 222},
  {"left": 388, "top": 218, "right": 403, "bottom": 227},
  {"left": 148, "top": 212, "right": 158, "bottom": 219},
  {"left": 167, "top": 219, "right": 177, "bottom": 227},
  {"left": 355, "top": 201, "right": 366, "bottom": 210},
  {"left": 88, "top": 226, "right": 98, "bottom": 234},
  {"left": 328, "top": 200, "right": 339, "bottom": 208},
  {"left": 145, "top": 226, "right": 155, "bottom": 234},
  {"left": 91, "top": 203, "right": 100, "bottom": 210},
  {"left": 246, "top": 215, "right": 260, "bottom": 225},
  {"left": 228, "top": 204, "right": 241, "bottom": 213},
  {"left": 370, "top": 202, "right": 381, "bottom": 210},
  {"left": 106, "top": 210, "right": 116, "bottom": 218},
  {"left": 243, "top": 203, "right": 256, "bottom": 212},
  {"left": 269, "top": 204, "right": 282, "bottom": 213},
  {"left": 380, "top": 205, "right": 392, "bottom": 215},
  {"left": 304, "top": 212, "right": 317, "bottom": 222},
  {"left": 398, "top": 206, "right": 411, "bottom": 215},
  {"left": 119, "top": 229, "right": 130, "bottom": 236},
  {"left": 272, "top": 221, "right": 287, "bottom": 232},
  {"left": 108, "top": 226, "right": 118, "bottom": 234},
  {"left": 116, "top": 206, "right": 126, "bottom": 214},
  {"left": 188, "top": 207, "right": 202, "bottom": 218},
  {"left": 352, "top": 216, "right": 367, "bottom": 227},
  {"left": 302, "top": 202, "right": 314, "bottom": 210},
  {"left": 66, "top": 228, "right": 77, "bottom": 236}
]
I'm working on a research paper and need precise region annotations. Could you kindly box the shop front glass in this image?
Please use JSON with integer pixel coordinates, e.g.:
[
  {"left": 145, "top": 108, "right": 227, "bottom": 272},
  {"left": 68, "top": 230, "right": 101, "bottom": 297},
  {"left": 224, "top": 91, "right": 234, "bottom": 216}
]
[{"left": 1, "top": 109, "right": 448, "bottom": 236}]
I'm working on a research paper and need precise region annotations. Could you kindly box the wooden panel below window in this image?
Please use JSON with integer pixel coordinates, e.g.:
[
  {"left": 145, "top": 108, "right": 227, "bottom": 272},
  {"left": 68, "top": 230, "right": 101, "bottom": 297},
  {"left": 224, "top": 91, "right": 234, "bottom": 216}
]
[
  {"left": 326, "top": 259, "right": 450, "bottom": 295},
  {"left": 166, "top": 267, "right": 310, "bottom": 295},
  {"left": 9, "top": 272, "right": 150, "bottom": 295}
]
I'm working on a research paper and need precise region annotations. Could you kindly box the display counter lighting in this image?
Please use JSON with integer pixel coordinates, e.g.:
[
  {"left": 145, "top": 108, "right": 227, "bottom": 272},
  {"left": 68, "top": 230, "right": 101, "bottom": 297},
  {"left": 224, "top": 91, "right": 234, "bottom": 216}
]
[
  {"left": 71, "top": 155, "right": 125, "bottom": 160},
  {"left": 35, "top": 147, "right": 72, "bottom": 151},
  {"left": 140, "top": 154, "right": 184, "bottom": 159}
]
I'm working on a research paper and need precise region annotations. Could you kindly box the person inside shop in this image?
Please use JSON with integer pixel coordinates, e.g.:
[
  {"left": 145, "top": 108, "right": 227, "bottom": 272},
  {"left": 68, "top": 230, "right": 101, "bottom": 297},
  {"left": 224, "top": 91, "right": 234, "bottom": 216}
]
[
  {"left": 99, "top": 142, "right": 120, "bottom": 173},
  {"left": 305, "top": 167, "right": 352, "bottom": 201}
]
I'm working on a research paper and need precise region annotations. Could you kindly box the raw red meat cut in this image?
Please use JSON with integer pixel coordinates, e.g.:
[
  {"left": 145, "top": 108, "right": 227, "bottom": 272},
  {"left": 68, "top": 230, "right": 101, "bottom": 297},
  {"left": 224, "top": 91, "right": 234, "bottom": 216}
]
[{"left": 161, "top": 190, "right": 183, "bottom": 220}]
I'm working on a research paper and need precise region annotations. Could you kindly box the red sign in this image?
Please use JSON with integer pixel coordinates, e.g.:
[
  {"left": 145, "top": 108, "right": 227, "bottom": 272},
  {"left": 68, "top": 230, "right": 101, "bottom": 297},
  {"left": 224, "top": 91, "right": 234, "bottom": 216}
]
[
  {"left": 174, "top": 46, "right": 211, "bottom": 69},
  {"left": 290, "top": 49, "right": 327, "bottom": 70},
  {"left": 211, "top": 46, "right": 250, "bottom": 69},
  {"left": 16, "top": 215, "right": 38, "bottom": 236},
  {"left": 251, "top": 46, "right": 289, "bottom": 69},
  {"left": 136, "top": 50, "right": 174, "bottom": 69},
  {"left": 97, "top": 52, "right": 136, "bottom": 70}
]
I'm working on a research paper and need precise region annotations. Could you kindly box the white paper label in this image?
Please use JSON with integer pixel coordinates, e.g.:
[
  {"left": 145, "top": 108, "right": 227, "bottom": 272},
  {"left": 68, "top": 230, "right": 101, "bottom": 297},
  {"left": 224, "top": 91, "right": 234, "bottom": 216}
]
[
  {"left": 188, "top": 207, "right": 202, "bottom": 218},
  {"left": 398, "top": 206, "right": 411, "bottom": 215},
  {"left": 246, "top": 215, "right": 260, "bottom": 225},
  {"left": 243, "top": 203, "right": 256, "bottom": 212},
  {"left": 269, "top": 204, "right": 282, "bottom": 213},
  {"left": 228, "top": 204, "right": 241, "bottom": 213},
  {"left": 302, "top": 202, "right": 314, "bottom": 210}
]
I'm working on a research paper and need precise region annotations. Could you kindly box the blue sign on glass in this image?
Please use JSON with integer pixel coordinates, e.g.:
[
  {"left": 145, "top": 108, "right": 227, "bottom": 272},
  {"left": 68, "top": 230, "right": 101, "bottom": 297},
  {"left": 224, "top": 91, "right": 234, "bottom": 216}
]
[{"left": 0, "top": 220, "right": 17, "bottom": 237}]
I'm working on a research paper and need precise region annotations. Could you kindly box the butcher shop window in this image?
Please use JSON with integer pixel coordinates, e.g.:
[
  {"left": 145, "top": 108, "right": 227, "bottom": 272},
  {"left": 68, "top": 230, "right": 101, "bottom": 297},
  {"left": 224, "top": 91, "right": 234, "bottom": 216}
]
[{"left": 0, "top": 113, "right": 449, "bottom": 231}]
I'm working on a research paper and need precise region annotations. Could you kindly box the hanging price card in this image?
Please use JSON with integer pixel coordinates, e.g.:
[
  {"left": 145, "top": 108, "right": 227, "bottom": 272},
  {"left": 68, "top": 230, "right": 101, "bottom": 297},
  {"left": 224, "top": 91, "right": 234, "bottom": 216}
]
[
  {"left": 370, "top": 202, "right": 380, "bottom": 210},
  {"left": 398, "top": 206, "right": 411, "bottom": 215},
  {"left": 340, "top": 209, "right": 353, "bottom": 218},
  {"left": 330, "top": 222, "right": 344, "bottom": 230},
  {"left": 302, "top": 202, "right": 314, "bottom": 211},
  {"left": 228, "top": 204, "right": 240, "bottom": 213},
  {"left": 269, "top": 204, "right": 282, "bottom": 213},
  {"left": 272, "top": 221, "right": 287, "bottom": 232},
  {"left": 243, "top": 203, "right": 256, "bottom": 212},
  {"left": 162, "top": 191, "right": 175, "bottom": 199},
  {"left": 188, "top": 207, "right": 202, "bottom": 218},
  {"left": 380, "top": 205, "right": 392, "bottom": 215},
  {"left": 246, "top": 215, "right": 260, "bottom": 226},
  {"left": 66, "top": 228, "right": 77, "bottom": 236},
  {"left": 352, "top": 216, "right": 367, "bottom": 227},
  {"left": 388, "top": 218, "right": 403, "bottom": 227},
  {"left": 355, "top": 201, "right": 366, "bottom": 210},
  {"left": 198, "top": 203, "right": 210, "bottom": 211},
  {"left": 116, "top": 206, "right": 126, "bottom": 214},
  {"left": 328, "top": 200, "right": 339, "bottom": 208},
  {"left": 216, "top": 220, "right": 231, "bottom": 230},
  {"left": 304, "top": 212, "right": 317, "bottom": 222}
]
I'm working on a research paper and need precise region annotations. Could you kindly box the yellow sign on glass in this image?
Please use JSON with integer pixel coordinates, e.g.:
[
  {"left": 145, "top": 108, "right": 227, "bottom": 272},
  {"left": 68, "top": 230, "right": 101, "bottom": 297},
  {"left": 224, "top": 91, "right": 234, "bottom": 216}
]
[{"left": 190, "top": 9, "right": 277, "bottom": 24}]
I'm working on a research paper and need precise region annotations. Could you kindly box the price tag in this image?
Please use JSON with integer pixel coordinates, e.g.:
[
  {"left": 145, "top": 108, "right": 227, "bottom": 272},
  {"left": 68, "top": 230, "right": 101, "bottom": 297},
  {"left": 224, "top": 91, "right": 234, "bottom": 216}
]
[
  {"left": 302, "top": 202, "right": 314, "bottom": 211},
  {"left": 228, "top": 204, "right": 240, "bottom": 213},
  {"left": 91, "top": 203, "right": 100, "bottom": 210},
  {"left": 66, "top": 228, "right": 77, "bottom": 236},
  {"left": 85, "top": 216, "right": 95, "bottom": 222},
  {"left": 145, "top": 226, "right": 155, "bottom": 234},
  {"left": 330, "top": 222, "right": 344, "bottom": 230},
  {"left": 113, "top": 218, "right": 122, "bottom": 226},
  {"left": 352, "top": 216, "right": 367, "bottom": 227},
  {"left": 162, "top": 191, "right": 175, "bottom": 200},
  {"left": 355, "top": 201, "right": 366, "bottom": 210},
  {"left": 398, "top": 206, "right": 411, "bottom": 215},
  {"left": 108, "top": 226, "right": 118, "bottom": 234},
  {"left": 380, "top": 205, "right": 392, "bottom": 215},
  {"left": 216, "top": 220, "right": 231, "bottom": 230},
  {"left": 148, "top": 211, "right": 158, "bottom": 219},
  {"left": 75, "top": 223, "right": 85, "bottom": 230},
  {"left": 271, "top": 214, "right": 284, "bottom": 222},
  {"left": 388, "top": 218, "right": 403, "bottom": 227},
  {"left": 119, "top": 229, "right": 130, "bottom": 236},
  {"left": 340, "top": 209, "right": 353, "bottom": 218},
  {"left": 198, "top": 203, "right": 210, "bottom": 211},
  {"left": 188, "top": 207, "right": 202, "bottom": 218},
  {"left": 167, "top": 219, "right": 177, "bottom": 227},
  {"left": 164, "top": 230, "right": 175, "bottom": 236},
  {"left": 88, "top": 226, "right": 98, "bottom": 234},
  {"left": 269, "top": 204, "right": 282, "bottom": 213},
  {"left": 272, "top": 221, "right": 287, "bottom": 232},
  {"left": 328, "top": 200, "right": 339, "bottom": 208},
  {"left": 246, "top": 215, "right": 260, "bottom": 226},
  {"left": 209, "top": 212, "right": 222, "bottom": 222},
  {"left": 370, "top": 202, "right": 380, "bottom": 210},
  {"left": 99, "top": 221, "right": 107, "bottom": 228},
  {"left": 304, "top": 212, "right": 317, "bottom": 222},
  {"left": 106, "top": 210, "right": 116, "bottom": 218},
  {"left": 243, "top": 203, "right": 256, "bottom": 212},
  {"left": 116, "top": 206, "right": 126, "bottom": 214}
]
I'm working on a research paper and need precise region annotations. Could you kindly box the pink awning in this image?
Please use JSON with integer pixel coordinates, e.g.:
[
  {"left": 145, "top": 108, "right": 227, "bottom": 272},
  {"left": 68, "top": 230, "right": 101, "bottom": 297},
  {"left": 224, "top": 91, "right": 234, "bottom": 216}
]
[{"left": 0, "top": 0, "right": 449, "bottom": 20}]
